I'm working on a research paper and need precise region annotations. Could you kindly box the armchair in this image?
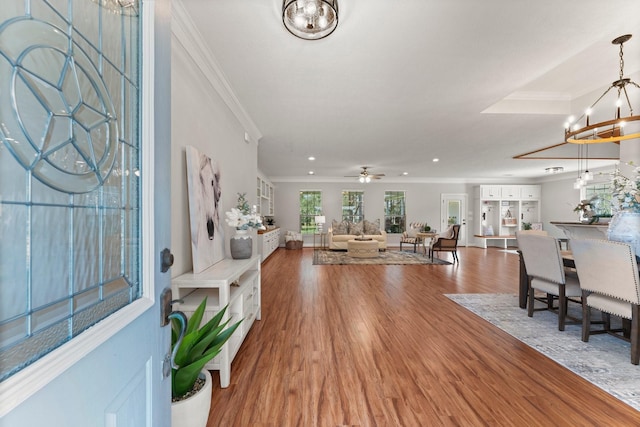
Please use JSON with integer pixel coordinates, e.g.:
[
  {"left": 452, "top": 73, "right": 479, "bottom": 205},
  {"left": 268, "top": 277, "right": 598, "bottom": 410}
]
[
  {"left": 429, "top": 224, "right": 461, "bottom": 263},
  {"left": 400, "top": 222, "right": 426, "bottom": 252}
]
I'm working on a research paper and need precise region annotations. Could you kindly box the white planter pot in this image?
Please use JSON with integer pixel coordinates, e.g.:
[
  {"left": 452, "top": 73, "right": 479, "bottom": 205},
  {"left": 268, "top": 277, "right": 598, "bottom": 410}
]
[{"left": 171, "top": 369, "right": 212, "bottom": 427}]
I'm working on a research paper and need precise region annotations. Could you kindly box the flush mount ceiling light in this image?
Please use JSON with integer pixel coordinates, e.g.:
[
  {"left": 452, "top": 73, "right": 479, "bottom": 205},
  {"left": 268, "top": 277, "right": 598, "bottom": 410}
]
[
  {"left": 545, "top": 166, "right": 564, "bottom": 174},
  {"left": 282, "top": 0, "right": 338, "bottom": 40},
  {"left": 564, "top": 34, "right": 640, "bottom": 145}
]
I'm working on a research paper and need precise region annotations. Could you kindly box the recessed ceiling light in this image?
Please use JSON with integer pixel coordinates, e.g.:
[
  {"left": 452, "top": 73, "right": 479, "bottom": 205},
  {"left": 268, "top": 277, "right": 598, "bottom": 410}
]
[
  {"left": 402, "top": 172, "right": 409, "bottom": 176},
  {"left": 308, "top": 171, "right": 315, "bottom": 175},
  {"left": 432, "top": 158, "right": 439, "bottom": 162},
  {"left": 308, "top": 156, "right": 315, "bottom": 161}
]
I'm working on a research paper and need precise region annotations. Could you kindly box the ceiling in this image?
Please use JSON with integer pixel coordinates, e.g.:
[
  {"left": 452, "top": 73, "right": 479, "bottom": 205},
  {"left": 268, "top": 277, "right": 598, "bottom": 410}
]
[{"left": 180, "top": 0, "right": 640, "bottom": 183}]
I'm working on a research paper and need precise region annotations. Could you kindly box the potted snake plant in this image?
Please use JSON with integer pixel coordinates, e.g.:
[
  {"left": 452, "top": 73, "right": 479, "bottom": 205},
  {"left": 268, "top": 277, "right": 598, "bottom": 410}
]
[{"left": 170, "top": 298, "right": 242, "bottom": 427}]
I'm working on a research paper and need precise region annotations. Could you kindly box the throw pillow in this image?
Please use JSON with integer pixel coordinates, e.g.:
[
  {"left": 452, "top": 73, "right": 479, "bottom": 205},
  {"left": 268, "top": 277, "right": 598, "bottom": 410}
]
[
  {"left": 349, "top": 221, "right": 364, "bottom": 236},
  {"left": 406, "top": 226, "right": 418, "bottom": 238},
  {"left": 332, "top": 219, "right": 349, "bottom": 235},
  {"left": 439, "top": 225, "right": 454, "bottom": 239},
  {"left": 363, "top": 219, "right": 381, "bottom": 235}
]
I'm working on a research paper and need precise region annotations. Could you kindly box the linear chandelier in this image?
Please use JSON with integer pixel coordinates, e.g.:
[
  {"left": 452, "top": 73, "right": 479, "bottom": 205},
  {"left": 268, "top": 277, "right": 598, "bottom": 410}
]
[
  {"left": 564, "top": 34, "right": 640, "bottom": 144},
  {"left": 282, "top": 0, "right": 339, "bottom": 40}
]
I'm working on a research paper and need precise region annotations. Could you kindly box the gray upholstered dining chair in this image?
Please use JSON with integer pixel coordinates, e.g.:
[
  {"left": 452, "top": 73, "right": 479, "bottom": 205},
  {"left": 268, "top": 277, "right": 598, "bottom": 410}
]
[
  {"left": 516, "top": 230, "right": 549, "bottom": 309},
  {"left": 516, "top": 233, "right": 582, "bottom": 331},
  {"left": 570, "top": 239, "right": 640, "bottom": 365}
]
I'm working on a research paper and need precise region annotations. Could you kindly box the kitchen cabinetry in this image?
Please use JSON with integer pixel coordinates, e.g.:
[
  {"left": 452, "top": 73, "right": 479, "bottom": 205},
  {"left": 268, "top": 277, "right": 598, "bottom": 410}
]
[
  {"left": 258, "top": 228, "right": 280, "bottom": 262},
  {"left": 473, "top": 185, "right": 541, "bottom": 248},
  {"left": 171, "top": 256, "right": 261, "bottom": 388}
]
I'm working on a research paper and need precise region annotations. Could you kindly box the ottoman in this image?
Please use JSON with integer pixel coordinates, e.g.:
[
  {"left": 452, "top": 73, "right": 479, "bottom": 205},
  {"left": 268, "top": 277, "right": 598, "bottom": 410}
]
[{"left": 347, "top": 239, "right": 379, "bottom": 258}]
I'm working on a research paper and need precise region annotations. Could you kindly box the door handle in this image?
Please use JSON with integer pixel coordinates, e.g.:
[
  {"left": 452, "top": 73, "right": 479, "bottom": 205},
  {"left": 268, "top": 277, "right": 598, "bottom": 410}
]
[{"left": 167, "top": 311, "right": 187, "bottom": 369}]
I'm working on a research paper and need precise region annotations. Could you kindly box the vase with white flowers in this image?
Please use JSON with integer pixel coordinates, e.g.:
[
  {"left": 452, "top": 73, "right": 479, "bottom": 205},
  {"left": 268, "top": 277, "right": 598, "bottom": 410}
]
[
  {"left": 225, "top": 193, "right": 265, "bottom": 259},
  {"left": 608, "top": 162, "right": 640, "bottom": 259}
]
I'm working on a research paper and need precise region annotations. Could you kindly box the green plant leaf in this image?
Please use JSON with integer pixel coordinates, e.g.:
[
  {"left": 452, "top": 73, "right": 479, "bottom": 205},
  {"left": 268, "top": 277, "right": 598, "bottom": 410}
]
[
  {"left": 186, "top": 297, "right": 207, "bottom": 335},
  {"left": 188, "top": 320, "right": 230, "bottom": 362},
  {"left": 189, "top": 319, "right": 242, "bottom": 363},
  {"left": 197, "top": 305, "right": 227, "bottom": 337},
  {"left": 172, "top": 355, "right": 216, "bottom": 398},
  {"left": 173, "top": 331, "right": 198, "bottom": 367}
]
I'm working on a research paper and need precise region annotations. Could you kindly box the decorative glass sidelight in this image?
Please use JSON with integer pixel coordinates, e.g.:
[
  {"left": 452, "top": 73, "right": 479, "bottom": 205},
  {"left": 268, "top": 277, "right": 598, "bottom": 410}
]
[{"left": 0, "top": 0, "right": 141, "bottom": 381}]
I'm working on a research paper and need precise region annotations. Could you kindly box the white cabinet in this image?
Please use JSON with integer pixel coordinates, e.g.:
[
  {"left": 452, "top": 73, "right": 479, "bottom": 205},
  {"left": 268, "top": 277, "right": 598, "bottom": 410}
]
[
  {"left": 171, "top": 256, "right": 261, "bottom": 388},
  {"left": 480, "top": 185, "right": 502, "bottom": 200},
  {"left": 258, "top": 228, "right": 280, "bottom": 262},
  {"left": 520, "top": 185, "right": 541, "bottom": 200},
  {"left": 257, "top": 175, "right": 274, "bottom": 216},
  {"left": 473, "top": 185, "right": 541, "bottom": 248},
  {"left": 501, "top": 185, "right": 519, "bottom": 200}
]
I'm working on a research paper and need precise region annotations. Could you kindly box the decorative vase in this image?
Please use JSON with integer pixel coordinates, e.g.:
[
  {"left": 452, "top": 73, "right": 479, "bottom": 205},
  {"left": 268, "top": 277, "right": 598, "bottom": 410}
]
[
  {"left": 230, "top": 229, "right": 252, "bottom": 259},
  {"left": 608, "top": 211, "right": 640, "bottom": 259},
  {"left": 171, "top": 369, "right": 212, "bottom": 427}
]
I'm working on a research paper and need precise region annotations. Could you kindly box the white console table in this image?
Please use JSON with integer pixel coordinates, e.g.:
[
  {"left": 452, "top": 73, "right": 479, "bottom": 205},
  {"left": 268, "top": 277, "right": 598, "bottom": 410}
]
[{"left": 171, "top": 256, "right": 261, "bottom": 387}]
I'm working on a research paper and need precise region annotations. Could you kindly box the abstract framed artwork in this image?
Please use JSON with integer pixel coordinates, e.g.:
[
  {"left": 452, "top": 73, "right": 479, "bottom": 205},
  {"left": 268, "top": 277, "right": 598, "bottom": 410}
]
[{"left": 185, "top": 146, "right": 224, "bottom": 273}]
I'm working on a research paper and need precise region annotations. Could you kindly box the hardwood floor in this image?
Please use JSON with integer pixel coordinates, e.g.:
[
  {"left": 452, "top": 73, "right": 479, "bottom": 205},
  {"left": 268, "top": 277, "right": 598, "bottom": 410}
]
[{"left": 207, "top": 247, "right": 640, "bottom": 426}]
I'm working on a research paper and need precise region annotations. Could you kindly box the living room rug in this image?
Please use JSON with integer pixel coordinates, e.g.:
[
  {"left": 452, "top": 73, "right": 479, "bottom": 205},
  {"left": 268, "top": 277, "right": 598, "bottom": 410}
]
[
  {"left": 313, "top": 249, "right": 452, "bottom": 265},
  {"left": 446, "top": 293, "right": 640, "bottom": 411}
]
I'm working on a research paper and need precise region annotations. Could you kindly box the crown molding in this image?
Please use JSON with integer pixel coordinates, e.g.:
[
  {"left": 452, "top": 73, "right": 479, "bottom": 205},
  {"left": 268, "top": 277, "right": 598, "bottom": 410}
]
[{"left": 171, "top": 0, "right": 262, "bottom": 143}]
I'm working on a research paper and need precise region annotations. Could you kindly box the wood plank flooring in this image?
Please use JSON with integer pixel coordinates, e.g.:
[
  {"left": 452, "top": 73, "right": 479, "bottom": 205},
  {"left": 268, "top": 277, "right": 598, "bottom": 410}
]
[{"left": 207, "top": 247, "right": 640, "bottom": 426}]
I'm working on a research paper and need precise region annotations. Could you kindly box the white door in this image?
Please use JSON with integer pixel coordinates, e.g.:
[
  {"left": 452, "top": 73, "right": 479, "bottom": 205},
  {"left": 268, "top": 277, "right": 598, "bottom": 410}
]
[
  {"left": 0, "top": 1, "right": 173, "bottom": 425},
  {"left": 441, "top": 194, "right": 468, "bottom": 246}
]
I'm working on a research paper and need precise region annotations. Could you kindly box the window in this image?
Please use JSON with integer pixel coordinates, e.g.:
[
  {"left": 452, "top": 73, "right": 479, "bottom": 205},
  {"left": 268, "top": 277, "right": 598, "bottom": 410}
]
[
  {"left": 384, "top": 191, "right": 406, "bottom": 233},
  {"left": 583, "top": 182, "right": 613, "bottom": 217},
  {"left": 0, "top": 0, "right": 141, "bottom": 381},
  {"left": 299, "top": 190, "right": 322, "bottom": 234},
  {"left": 342, "top": 191, "right": 364, "bottom": 223}
]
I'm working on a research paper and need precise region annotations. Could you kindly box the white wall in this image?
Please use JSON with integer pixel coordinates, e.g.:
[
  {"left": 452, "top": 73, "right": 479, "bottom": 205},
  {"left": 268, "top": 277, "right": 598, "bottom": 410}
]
[
  {"left": 170, "top": 27, "right": 258, "bottom": 276},
  {"left": 273, "top": 181, "right": 473, "bottom": 246},
  {"left": 274, "top": 178, "right": 621, "bottom": 244},
  {"left": 540, "top": 176, "right": 582, "bottom": 237}
]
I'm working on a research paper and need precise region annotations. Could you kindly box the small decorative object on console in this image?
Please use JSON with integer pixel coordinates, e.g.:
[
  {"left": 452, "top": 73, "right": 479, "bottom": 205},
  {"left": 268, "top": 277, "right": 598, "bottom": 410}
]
[{"left": 225, "top": 193, "right": 265, "bottom": 259}]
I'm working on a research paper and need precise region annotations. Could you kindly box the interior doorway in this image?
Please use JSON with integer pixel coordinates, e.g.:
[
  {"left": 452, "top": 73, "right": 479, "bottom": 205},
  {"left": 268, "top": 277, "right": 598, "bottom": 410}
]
[{"left": 440, "top": 193, "right": 468, "bottom": 246}]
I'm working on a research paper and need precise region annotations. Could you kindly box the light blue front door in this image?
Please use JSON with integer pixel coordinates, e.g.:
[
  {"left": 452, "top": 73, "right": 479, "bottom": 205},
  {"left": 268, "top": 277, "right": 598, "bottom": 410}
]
[{"left": 0, "top": 0, "right": 173, "bottom": 425}]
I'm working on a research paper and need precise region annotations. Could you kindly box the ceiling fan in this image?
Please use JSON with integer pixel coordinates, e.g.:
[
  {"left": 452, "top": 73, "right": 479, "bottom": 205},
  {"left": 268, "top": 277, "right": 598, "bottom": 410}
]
[{"left": 345, "top": 166, "right": 385, "bottom": 183}]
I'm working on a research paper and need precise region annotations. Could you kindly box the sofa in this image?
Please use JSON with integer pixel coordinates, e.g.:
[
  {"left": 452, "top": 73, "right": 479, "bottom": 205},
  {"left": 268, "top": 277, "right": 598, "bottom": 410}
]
[{"left": 327, "top": 219, "right": 387, "bottom": 250}]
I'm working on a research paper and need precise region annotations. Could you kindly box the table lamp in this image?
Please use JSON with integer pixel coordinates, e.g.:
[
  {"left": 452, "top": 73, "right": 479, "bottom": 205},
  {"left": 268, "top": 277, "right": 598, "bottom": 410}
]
[{"left": 315, "top": 215, "right": 326, "bottom": 233}]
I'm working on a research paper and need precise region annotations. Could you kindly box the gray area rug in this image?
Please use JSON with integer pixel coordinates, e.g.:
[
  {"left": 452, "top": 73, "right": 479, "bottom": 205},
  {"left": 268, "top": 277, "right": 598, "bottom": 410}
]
[
  {"left": 313, "top": 249, "right": 452, "bottom": 265},
  {"left": 446, "top": 293, "right": 640, "bottom": 411}
]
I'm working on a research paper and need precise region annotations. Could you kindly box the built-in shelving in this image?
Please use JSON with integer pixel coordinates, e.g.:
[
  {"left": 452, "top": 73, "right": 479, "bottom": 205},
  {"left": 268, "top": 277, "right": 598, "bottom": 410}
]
[
  {"left": 257, "top": 175, "right": 274, "bottom": 216},
  {"left": 473, "top": 185, "right": 541, "bottom": 248}
]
